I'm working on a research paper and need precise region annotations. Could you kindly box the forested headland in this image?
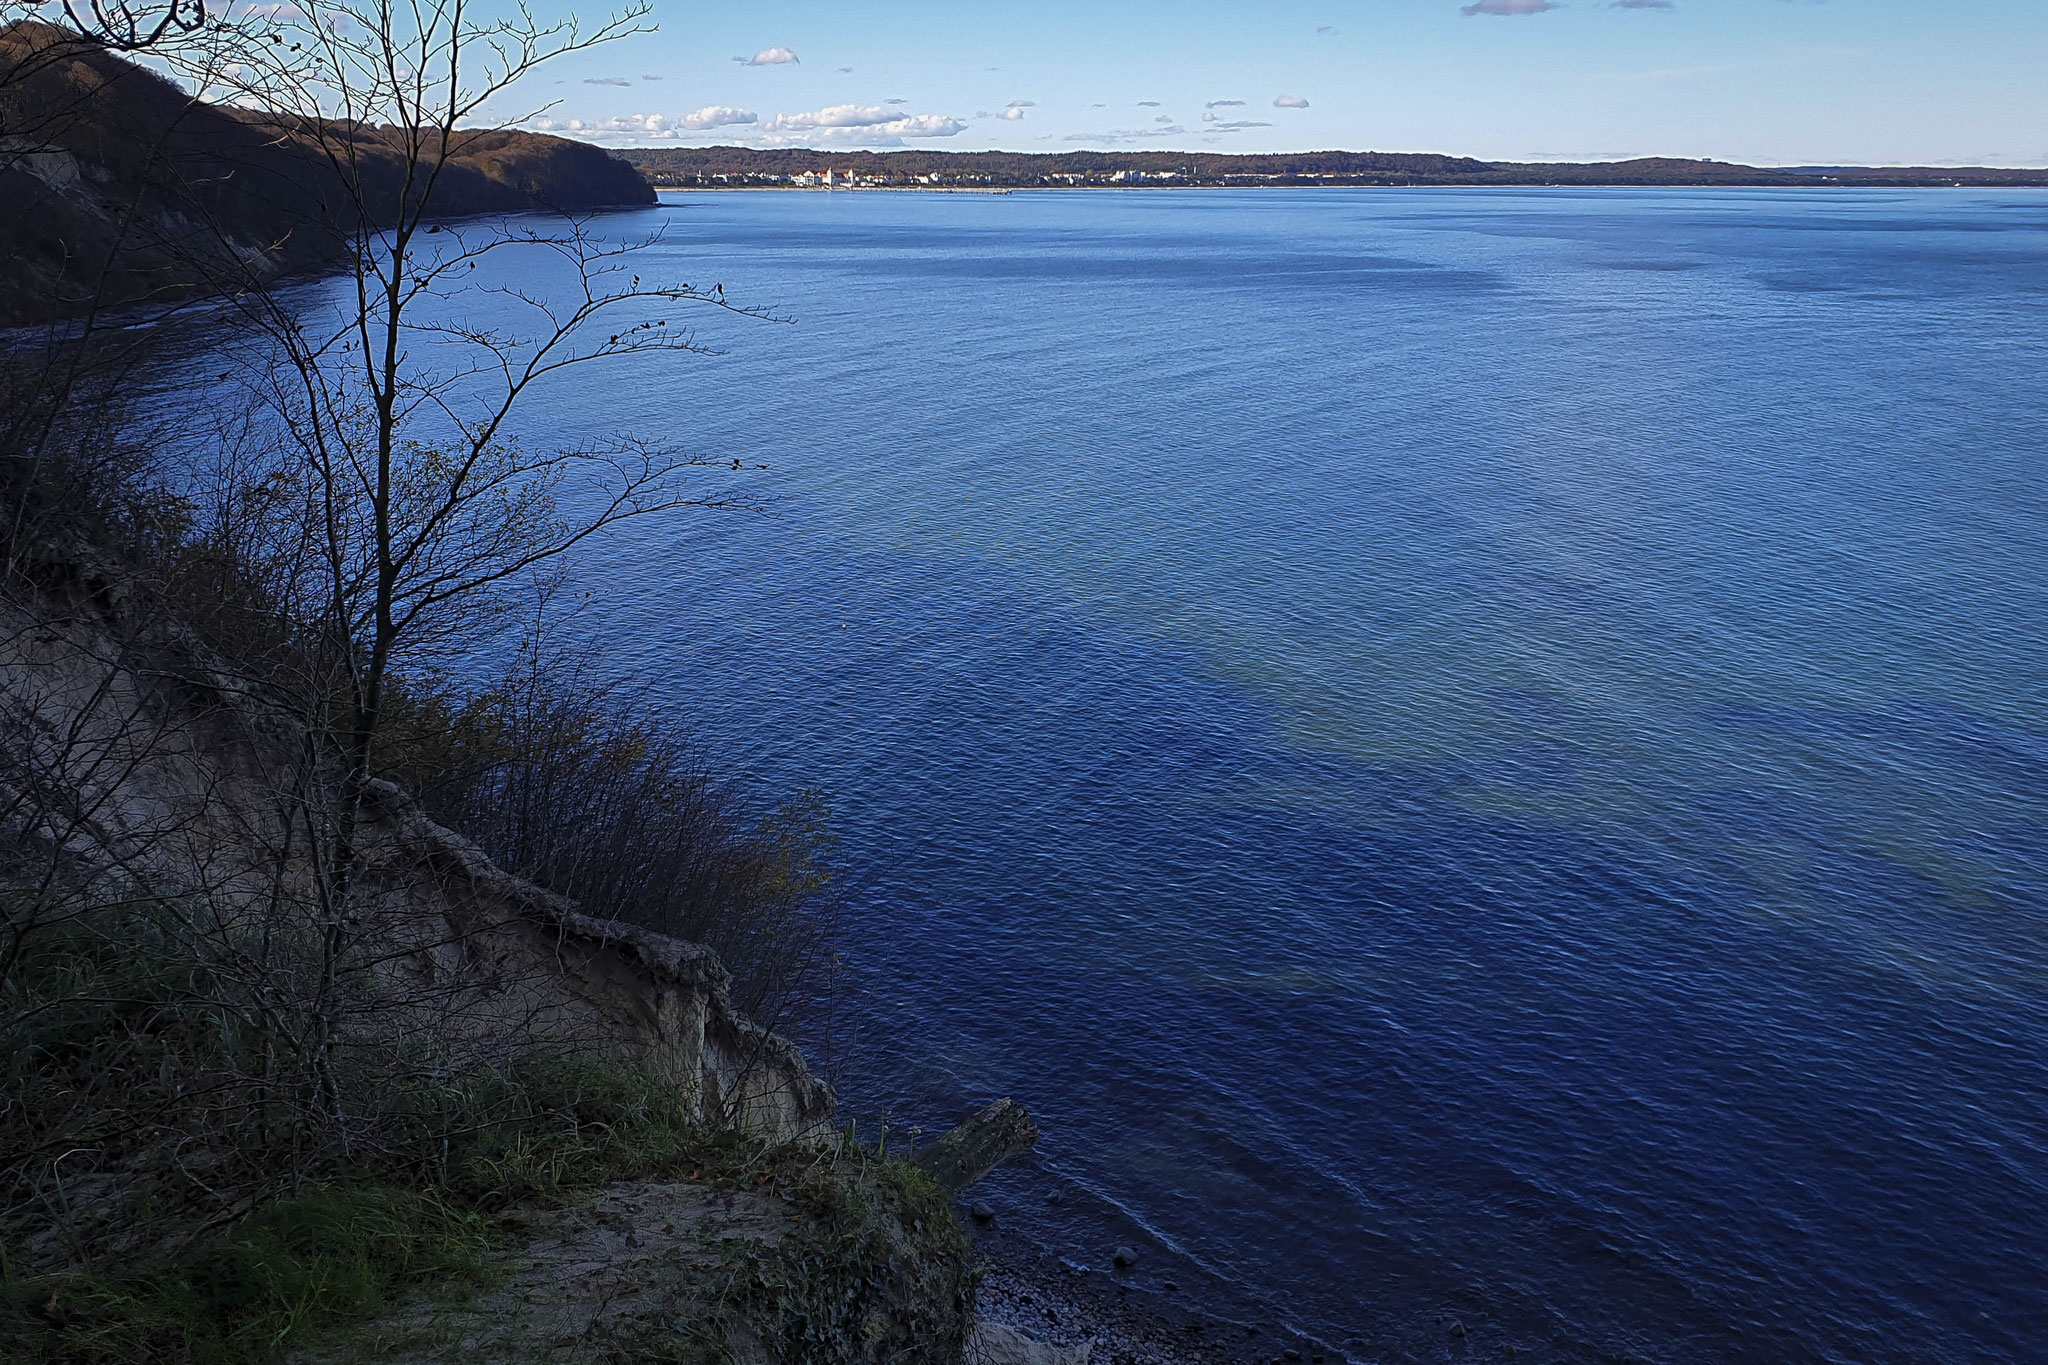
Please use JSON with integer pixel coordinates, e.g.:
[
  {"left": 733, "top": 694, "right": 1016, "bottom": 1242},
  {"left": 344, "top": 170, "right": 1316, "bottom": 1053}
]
[{"left": 0, "top": 19, "right": 653, "bottom": 326}]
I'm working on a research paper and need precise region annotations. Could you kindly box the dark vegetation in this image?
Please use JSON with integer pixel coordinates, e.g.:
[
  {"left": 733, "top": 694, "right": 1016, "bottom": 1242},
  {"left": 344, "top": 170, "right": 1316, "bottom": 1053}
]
[
  {"left": 628, "top": 145, "right": 2048, "bottom": 189},
  {"left": 0, "top": 19, "right": 655, "bottom": 326},
  {"left": 0, "top": 8, "right": 946, "bottom": 1361},
  {"left": 1, "top": 333, "right": 830, "bottom": 1013},
  {"left": 0, "top": 898, "right": 956, "bottom": 1365},
  {"left": 0, "top": 334, "right": 853, "bottom": 1330},
  {"left": 383, "top": 654, "right": 843, "bottom": 1025},
  {"left": 2, "top": 1003, "right": 965, "bottom": 1365}
]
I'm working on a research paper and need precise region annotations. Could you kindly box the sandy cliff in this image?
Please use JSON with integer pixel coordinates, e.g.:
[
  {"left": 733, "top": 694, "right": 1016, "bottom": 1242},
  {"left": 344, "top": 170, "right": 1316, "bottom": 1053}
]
[{"left": 0, "top": 541, "right": 832, "bottom": 1142}]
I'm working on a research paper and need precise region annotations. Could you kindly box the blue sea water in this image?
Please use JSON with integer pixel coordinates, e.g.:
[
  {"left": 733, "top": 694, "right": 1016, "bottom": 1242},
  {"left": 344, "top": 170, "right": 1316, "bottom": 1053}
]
[{"left": 316, "top": 188, "right": 2048, "bottom": 1360}]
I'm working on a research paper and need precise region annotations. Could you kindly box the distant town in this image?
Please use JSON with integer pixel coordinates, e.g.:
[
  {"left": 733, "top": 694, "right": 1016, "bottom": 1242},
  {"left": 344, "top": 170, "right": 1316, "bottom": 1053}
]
[{"left": 623, "top": 148, "right": 2048, "bottom": 192}]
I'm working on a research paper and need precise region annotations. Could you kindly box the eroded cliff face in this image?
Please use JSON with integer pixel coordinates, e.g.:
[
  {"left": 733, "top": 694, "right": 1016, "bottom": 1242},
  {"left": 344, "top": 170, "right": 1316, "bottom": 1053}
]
[
  {"left": 360, "top": 778, "right": 836, "bottom": 1139},
  {"left": 0, "top": 548, "right": 1041, "bottom": 1365},
  {"left": 0, "top": 548, "right": 833, "bottom": 1142}
]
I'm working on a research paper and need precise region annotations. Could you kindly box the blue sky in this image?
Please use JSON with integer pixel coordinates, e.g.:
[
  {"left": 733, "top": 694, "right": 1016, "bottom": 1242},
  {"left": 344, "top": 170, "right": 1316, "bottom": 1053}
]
[{"left": 508, "top": 0, "right": 2048, "bottom": 165}]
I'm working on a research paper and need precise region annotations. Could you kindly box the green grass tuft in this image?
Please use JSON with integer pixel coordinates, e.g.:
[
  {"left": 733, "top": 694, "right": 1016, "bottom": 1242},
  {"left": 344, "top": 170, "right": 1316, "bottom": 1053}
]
[
  {"left": 2, "top": 908, "right": 972, "bottom": 1365},
  {"left": 1, "top": 1186, "right": 490, "bottom": 1365}
]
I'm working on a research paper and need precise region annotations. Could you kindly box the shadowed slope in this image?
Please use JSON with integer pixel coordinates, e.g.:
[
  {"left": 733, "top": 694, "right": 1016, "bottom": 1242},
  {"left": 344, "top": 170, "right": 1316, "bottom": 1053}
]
[{"left": 0, "top": 20, "right": 654, "bottom": 325}]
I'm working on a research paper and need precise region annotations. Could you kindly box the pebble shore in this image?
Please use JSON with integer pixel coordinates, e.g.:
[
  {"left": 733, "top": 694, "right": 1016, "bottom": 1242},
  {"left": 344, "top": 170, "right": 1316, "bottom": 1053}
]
[{"left": 971, "top": 1222, "right": 1344, "bottom": 1365}]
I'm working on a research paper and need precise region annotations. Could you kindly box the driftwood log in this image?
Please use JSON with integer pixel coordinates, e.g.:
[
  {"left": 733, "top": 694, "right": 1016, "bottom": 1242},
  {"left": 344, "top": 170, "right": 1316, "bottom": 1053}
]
[{"left": 911, "top": 1099, "right": 1040, "bottom": 1197}]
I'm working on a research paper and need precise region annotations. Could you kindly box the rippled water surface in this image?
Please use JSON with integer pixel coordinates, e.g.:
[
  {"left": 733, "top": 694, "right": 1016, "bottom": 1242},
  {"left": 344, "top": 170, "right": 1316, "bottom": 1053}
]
[{"left": 352, "top": 189, "right": 2048, "bottom": 1360}]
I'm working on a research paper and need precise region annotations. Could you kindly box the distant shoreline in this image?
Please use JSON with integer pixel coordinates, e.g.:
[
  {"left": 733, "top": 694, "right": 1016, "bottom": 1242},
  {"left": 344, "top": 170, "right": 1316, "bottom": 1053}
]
[
  {"left": 655, "top": 185, "right": 1017, "bottom": 195},
  {"left": 625, "top": 148, "right": 2048, "bottom": 194},
  {"left": 650, "top": 181, "right": 2047, "bottom": 195}
]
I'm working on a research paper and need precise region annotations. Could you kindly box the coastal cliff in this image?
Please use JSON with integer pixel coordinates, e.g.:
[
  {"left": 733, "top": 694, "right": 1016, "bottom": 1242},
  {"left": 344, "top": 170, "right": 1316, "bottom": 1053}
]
[
  {"left": 0, "top": 534, "right": 1002, "bottom": 1361},
  {"left": 0, "top": 24, "right": 1066, "bottom": 1359},
  {"left": 0, "top": 543, "right": 829, "bottom": 1141},
  {"left": 0, "top": 20, "right": 656, "bottom": 327}
]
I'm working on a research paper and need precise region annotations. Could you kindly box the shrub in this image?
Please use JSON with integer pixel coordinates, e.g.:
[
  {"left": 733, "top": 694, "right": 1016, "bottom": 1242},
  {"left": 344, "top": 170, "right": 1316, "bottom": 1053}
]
[{"left": 385, "top": 653, "right": 843, "bottom": 1027}]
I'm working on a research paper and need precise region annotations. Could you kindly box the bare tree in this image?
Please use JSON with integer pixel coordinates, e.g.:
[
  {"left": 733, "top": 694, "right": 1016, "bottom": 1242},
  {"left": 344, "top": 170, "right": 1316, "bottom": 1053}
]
[
  {"left": 0, "top": 0, "right": 220, "bottom": 177},
  {"left": 0, "top": 0, "right": 209, "bottom": 94},
  {"left": 149, "top": 0, "right": 780, "bottom": 1111},
  {"left": 0, "top": 0, "right": 850, "bottom": 1294}
]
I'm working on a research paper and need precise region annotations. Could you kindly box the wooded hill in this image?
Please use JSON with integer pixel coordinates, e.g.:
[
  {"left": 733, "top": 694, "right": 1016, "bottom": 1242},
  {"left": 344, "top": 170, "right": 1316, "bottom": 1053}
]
[
  {"left": 626, "top": 145, "right": 2048, "bottom": 190},
  {"left": 0, "top": 21, "right": 655, "bottom": 326}
]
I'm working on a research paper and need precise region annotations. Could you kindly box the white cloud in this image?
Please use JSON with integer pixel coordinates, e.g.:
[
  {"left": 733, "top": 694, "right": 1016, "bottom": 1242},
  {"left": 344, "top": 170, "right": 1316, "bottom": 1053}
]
[
  {"left": 767, "top": 104, "right": 890, "bottom": 130},
  {"left": 735, "top": 46, "right": 800, "bottom": 65},
  {"left": 765, "top": 104, "right": 965, "bottom": 137},
  {"left": 531, "top": 112, "right": 674, "bottom": 139},
  {"left": 1137, "top": 100, "right": 1161, "bottom": 107},
  {"left": 583, "top": 77, "right": 630, "bottom": 87},
  {"left": 682, "top": 105, "right": 758, "bottom": 130},
  {"left": 885, "top": 98, "right": 909, "bottom": 105},
  {"left": 1462, "top": 0, "right": 1558, "bottom": 13},
  {"left": 1062, "top": 125, "right": 1186, "bottom": 144},
  {"left": 1154, "top": 114, "right": 1174, "bottom": 124},
  {"left": 1205, "top": 99, "right": 1245, "bottom": 109},
  {"left": 880, "top": 114, "right": 966, "bottom": 137},
  {"left": 1003, "top": 106, "right": 1027, "bottom": 120},
  {"left": 1273, "top": 94, "right": 1310, "bottom": 108}
]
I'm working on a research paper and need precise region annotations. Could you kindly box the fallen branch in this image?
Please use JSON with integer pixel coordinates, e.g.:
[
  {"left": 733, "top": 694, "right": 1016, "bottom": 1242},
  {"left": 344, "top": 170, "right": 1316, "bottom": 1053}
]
[{"left": 912, "top": 1099, "right": 1039, "bottom": 1198}]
